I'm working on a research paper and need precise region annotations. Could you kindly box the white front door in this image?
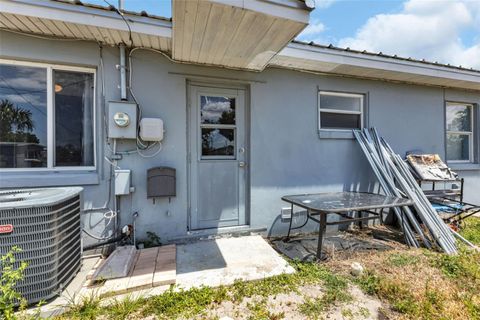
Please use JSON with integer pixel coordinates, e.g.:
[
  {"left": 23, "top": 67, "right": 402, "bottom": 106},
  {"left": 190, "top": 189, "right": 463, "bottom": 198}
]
[{"left": 188, "top": 85, "right": 247, "bottom": 230}]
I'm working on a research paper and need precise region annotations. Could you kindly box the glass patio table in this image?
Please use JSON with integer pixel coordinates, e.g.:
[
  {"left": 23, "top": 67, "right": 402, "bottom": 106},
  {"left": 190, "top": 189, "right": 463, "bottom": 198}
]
[{"left": 281, "top": 192, "right": 413, "bottom": 259}]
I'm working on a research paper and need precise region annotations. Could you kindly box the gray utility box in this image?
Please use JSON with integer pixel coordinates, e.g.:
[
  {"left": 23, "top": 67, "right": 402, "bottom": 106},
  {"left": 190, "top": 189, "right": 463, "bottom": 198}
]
[
  {"left": 147, "top": 167, "right": 176, "bottom": 198},
  {"left": 108, "top": 101, "right": 137, "bottom": 139}
]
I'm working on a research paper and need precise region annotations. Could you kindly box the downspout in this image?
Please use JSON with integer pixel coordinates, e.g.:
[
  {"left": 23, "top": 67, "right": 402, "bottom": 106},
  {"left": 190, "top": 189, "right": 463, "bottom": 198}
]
[
  {"left": 119, "top": 44, "right": 127, "bottom": 100},
  {"left": 116, "top": 0, "right": 126, "bottom": 240},
  {"left": 118, "top": 0, "right": 127, "bottom": 100}
]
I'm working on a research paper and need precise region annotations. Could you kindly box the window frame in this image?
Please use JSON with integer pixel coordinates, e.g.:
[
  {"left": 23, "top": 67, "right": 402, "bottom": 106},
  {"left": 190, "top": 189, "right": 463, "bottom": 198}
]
[
  {"left": 0, "top": 58, "right": 97, "bottom": 172},
  {"left": 445, "top": 102, "right": 475, "bottom": 164},
  {"left": 318, "top": 91, "right": 364, "bottom": 132}
]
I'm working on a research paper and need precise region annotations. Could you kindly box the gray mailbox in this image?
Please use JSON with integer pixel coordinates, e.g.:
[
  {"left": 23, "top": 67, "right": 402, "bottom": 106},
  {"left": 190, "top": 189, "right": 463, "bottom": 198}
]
[{"left": 147, "top": 167, "right": 176, "bottom": 198}]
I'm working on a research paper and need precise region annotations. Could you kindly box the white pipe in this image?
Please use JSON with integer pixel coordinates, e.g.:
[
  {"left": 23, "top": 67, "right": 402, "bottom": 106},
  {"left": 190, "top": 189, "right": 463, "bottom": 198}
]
[
  {"left": 452, "top": 230, "right": 478, "bottom": 249},
  {"left": 112, "top": 139, "right": 119, "bottom": 239},
  {"left": 119, "top": 44, "right": 127, "bottom": 100}
]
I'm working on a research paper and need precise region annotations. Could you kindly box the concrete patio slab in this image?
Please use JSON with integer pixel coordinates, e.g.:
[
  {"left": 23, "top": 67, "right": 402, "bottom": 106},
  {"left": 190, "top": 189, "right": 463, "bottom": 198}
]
[
  {"left": 176, "top": 235, "right": 295, "bottom": 289},
  {"left": 30, "top": 235, "right": 294, "bottom": 317}
]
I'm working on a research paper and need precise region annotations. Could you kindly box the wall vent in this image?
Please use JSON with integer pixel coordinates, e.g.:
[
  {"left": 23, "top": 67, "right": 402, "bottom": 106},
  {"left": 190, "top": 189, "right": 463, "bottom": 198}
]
[{"left": 0, "top": 187, "right": 83, "bottom": 304}]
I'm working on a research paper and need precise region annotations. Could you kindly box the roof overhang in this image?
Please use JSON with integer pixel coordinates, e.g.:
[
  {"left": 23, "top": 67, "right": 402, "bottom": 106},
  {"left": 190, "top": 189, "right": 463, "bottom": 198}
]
[
  {"left": 172, "top": 0, "right": 311, "bottom": 71},
  {"left": 0, "top": 0, "right": 172, "bottom": 51},
  {"left": 271, "top": 42, "right": 480, "bottom": 91},
  {"left": 1, "top": 0, "right": 479, "bottom": 90}
]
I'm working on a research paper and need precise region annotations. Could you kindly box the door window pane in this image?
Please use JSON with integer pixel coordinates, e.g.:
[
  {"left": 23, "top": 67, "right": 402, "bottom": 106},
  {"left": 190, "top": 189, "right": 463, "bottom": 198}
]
[
  {"left": 320, "top": 94, "right": 362, "bottom": 112},
  {"left": 200, "top": 96, "right": 235, "bottom": 124},
  {"left": 446, "top": 104, "right": 471, "bottom": 131},
  {"left": 54, "top": 70, "right": 94, "bottom": 166},
  {"left": 320, "top": 112, "right": 361, "bottom": 130},
  {"left": 446, "top": 133, "right": 470, "bottom": 161},
  {"left": 0, "top": 64, "right": 47, "bottom": 168},
  {"left": 201, "top": 128, "right": 235, "bottom": 156}
]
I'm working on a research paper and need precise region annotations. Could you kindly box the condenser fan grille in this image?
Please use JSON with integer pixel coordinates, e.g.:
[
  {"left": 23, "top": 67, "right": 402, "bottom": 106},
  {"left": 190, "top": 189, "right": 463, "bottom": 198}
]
[{"left": 0, "top": 187, "right": 83, "bottom": 305}]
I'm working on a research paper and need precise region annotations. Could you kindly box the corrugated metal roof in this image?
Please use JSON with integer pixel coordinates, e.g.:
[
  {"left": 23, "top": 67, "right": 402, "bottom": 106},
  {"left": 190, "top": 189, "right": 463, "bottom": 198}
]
[
  {"left": 2, "top": 0, "right": 478, "bottom": 77},
  {"left": 49, "top": 1, "right": 480, "bottom": 74},
  {"left": 292, "top": 39, "right": 480, "bottom": 74},
  {"left": 0, "top": 0, "right": 172, "bottom": 51},
  {"left": 52, "top": 0, "right": 172, "bottom": 22}
]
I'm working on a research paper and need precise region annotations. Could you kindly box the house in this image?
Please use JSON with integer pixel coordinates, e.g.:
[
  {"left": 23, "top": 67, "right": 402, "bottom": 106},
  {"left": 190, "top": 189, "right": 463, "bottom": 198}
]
[{"left": 1, "top": 0, "right": 479, "bottom": 247}]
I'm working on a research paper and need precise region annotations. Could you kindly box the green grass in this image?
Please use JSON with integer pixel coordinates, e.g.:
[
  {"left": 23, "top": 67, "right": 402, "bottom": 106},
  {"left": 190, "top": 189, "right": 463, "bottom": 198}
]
[
  {"left": 386, "top": 253, "right": 420, "bottom": 267},
  {"left": 460, "top": 217, "right": 480, "bottom": 245},
  {"left": 432, "top": 246, "right": 480, "bottom": 319},
  {"left": 353, "top": 270, "right": 450, "bottom": 318},
  {"left": 41, "top": 218, "right": 480, "bottom": 319},
  {"left": 354, "top": 246, "right": 480, "bottom": 320},
  {"left": 354, "top": 271, "right": 418, "bottom": 315},
  {"left": 246, "top": 297, "right": 285, "bottom": 320},
  {"left": 298, "top": 268, "right": 352, "bottom": 319},
  {"left": 61, "top": 294, "right": 102, "bottom": 320},
  {"left": 107, "top": 295, "right": 145, "bottom": 320},
  {"left": 141, "top": 285, "right": 229, "bottom": 319},
  {"left": 56, "top": 260, "right": 351, "bottom": 320}
]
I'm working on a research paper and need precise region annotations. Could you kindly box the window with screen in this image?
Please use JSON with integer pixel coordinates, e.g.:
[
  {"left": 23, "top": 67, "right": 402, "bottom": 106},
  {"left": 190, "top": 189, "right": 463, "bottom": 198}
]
[
  {"left": 446, "top": 102, "right": 475, "bottom": 163},
  {"left": 318, "top": 91, "right": 364, "bottom": 131}
]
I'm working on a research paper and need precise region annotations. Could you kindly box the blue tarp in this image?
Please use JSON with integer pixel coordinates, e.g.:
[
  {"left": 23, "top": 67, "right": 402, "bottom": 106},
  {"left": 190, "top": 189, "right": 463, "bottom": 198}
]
[{"left": 432, "top": 203, "right": 463, "bottom": 212}]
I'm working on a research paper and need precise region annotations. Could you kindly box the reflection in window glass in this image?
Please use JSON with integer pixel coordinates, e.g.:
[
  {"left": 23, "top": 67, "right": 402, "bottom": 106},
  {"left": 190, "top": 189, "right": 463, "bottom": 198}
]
[
  {"left": 446, "top": 134, "right": 470, "bottom": 161},
  {"left": 446, "top": 103, "right": 473, "bottom": 162},
  {"left": 0, "top": 64, "right": 47, "bottom": 168},
  {"left": 320, "top": 113, "right": 361, "bottom": 130},
  {"left": 200, "top": 96, "right": 235, "bottom": 124},
  {"left": 54, "top": 70, "right": 94, "bottom": 167},
  {"left": 446, "top": 104, "right": 471, "bottom": 132},
  {"left": 201, "top": 128, "right": 235, "bottom": 156},
  {"left": 319, "top": 94, "right": 361, "bottom": 112},
  {"left": 318, "top": 92, "right": 363, "bottom": 130}
]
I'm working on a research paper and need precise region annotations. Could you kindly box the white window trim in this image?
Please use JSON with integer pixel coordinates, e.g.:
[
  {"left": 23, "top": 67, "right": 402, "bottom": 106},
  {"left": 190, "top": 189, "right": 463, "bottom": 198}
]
[
  {"left": 446, "top": 102, "right": 474, "bottom": 164},
  {"left": 318, "top": 91, "right": 364, "bottom": 132},
  {"left": 0, "top": 58, "right": 97, "bottom": 172}
]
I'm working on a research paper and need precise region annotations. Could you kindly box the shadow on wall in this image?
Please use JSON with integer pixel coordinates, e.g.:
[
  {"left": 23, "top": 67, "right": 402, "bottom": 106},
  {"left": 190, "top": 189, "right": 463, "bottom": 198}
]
[{"left": 266, "top": 147, "right": 378, "bottom": 238}]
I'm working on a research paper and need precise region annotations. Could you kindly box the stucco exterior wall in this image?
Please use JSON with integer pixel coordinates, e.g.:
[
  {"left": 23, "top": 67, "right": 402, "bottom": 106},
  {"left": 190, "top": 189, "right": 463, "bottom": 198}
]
[{"left": 1, "top": 31, "right": 479, "bottom": 244}]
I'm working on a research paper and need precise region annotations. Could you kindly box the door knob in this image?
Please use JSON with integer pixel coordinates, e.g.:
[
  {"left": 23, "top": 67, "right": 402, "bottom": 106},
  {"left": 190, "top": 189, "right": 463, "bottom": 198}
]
[{"left": 239, "top": 161, "right": 246, "bottom": 168}]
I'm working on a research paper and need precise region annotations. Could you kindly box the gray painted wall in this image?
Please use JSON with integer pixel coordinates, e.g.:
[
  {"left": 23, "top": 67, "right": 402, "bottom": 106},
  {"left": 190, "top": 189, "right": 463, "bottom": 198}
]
[{"left": 1, "top": 31, "right": 479, "bottom": 245}]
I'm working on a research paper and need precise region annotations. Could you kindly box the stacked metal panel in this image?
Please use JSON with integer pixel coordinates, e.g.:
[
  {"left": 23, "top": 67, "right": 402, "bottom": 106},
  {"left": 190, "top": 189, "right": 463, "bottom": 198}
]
[
  {"left": 0, "top": 187, "right": 83, "bottom": 304},
  {"left": 354, "top": 128, "right": 474, "bottom": 254}
]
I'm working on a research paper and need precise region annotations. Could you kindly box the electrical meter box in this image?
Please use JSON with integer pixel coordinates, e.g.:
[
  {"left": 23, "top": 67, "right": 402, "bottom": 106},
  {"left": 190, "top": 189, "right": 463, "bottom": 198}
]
[{"left": 108, "top": 101, "right": 137, "bottom": 139}]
